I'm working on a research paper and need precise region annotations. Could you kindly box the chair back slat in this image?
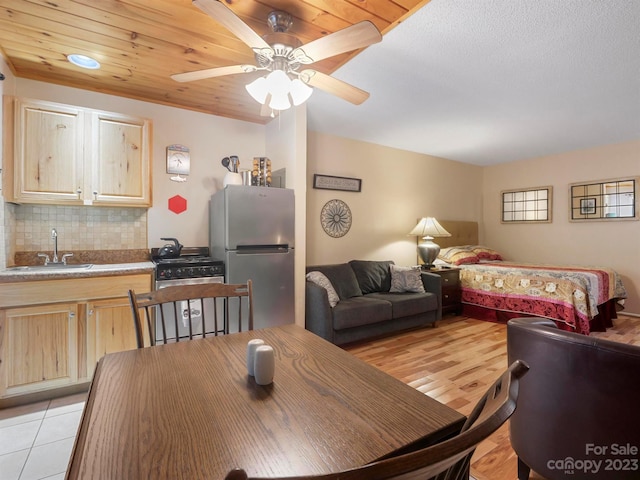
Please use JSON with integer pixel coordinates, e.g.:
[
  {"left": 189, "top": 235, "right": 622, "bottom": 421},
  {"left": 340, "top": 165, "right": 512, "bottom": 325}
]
[
  {"left": 224, "top": 360, "right": 529, "bottom": 480},
  {"left": 128, "top": 280, "right": 253, "bottom": 348}
]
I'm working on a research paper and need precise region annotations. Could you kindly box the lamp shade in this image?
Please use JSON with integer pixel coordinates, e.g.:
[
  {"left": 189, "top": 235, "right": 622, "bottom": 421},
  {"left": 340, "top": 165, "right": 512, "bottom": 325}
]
[
  {"left": 290, "top": 78, "right": 313, "bottom": 106},
  {"left": 409, "top": 217, "right": 451, "bottom": 239},
  {"left": 245, "top": 77, "right": 269, "bottom": 104}
]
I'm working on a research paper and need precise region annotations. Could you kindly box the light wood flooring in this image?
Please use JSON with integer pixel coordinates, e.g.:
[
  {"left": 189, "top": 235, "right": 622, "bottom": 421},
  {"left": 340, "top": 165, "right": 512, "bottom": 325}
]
[{"left": 344, "top": 313, "right": 640, "bottom": 480}]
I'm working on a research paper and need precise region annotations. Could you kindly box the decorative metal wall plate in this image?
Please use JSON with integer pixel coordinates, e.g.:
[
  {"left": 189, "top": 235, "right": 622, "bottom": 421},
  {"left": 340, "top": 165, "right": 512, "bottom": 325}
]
[{"left": 320, "top": 199, "right": 352, "bottom": 238}]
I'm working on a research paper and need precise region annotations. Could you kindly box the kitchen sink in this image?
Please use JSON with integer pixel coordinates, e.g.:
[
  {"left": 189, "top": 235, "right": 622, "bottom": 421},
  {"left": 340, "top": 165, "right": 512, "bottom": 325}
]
[{"left": 9, "top": 263, "right": 94, "bottom": 271}]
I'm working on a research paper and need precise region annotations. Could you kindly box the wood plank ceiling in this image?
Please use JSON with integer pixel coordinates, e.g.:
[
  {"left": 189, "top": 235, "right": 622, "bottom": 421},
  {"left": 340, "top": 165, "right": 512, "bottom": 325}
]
[{"left": 0, "top": 0, "right": 429, "bottom": 124}]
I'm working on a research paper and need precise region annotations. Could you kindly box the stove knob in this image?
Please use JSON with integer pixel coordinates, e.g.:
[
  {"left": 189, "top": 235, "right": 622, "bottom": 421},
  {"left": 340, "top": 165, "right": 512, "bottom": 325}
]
[
  {"left": 185, "top": 267, "right": 194, "bottom": 277},
  {"left": 175, "top": 268, "right": 183, "bottom": 277},
  {"left": 163, "top": 270, "right": 172, "bottom": 279}
]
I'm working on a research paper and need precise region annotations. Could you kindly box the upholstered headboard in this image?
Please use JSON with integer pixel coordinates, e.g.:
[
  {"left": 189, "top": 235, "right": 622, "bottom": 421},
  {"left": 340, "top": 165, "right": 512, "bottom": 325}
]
[
  {"left": 414, "top": 220, "right": 479, "bottom": 265},
  {"left": 437, "top": 221, "right": 479, "bottom": 249}
]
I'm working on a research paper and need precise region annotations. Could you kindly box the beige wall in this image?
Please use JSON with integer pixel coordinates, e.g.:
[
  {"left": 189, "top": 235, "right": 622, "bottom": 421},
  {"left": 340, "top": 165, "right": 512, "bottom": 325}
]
[
  {"left": 482, "top": 140, "right": 640, "bottom": 314},
  {"left": 306, "top": 131, "right": 484, "bottom": 266}
]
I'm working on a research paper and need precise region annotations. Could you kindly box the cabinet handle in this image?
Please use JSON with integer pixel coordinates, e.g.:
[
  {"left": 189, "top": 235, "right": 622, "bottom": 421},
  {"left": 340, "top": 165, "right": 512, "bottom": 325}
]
[
  {"left": 443, "top": 277, "right": 450, "bottom": 283},
  {"left": 56, "top": 124, "right": 67, "bottom": 129},
  {"left": 76, "top": 188, "right": 82, "bottom": 198},
  {"left": 93, "top": 191, "right": 98, "bottom": 199},
  {"left": 130, "top": 143, "right": 139, "bottom": 150},
  {"left": 69, "top": 311, "right": 75, "bottom": 318},
  {"left": 88, "top": 309, "right": 94, "bottom": 316}
]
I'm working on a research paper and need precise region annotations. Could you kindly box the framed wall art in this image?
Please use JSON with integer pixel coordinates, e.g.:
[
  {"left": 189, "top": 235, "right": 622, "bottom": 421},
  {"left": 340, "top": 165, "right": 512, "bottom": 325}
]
[
  {"left": 313, "top": 174, "right": 362, "bottom": 192},
  {"left": 570, "top": 177, "right": 638, "bottom": 221},
  {"left": 501, "top": 186, "right": 552, "bottom": 223}
]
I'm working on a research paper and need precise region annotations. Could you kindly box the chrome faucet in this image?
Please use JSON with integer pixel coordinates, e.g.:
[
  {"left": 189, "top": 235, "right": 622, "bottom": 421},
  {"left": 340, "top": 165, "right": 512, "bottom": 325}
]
[
  {"left": 37, "top": 228, "right": 73, "bottom": 265},
  {"left": 51, "top": 228, "right": 59, "bottom": 263}
]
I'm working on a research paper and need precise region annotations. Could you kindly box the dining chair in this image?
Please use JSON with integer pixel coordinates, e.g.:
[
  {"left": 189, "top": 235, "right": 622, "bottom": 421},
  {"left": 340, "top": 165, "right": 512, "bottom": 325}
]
[
  {"left": 128, "top": 280, "right": 253, "bottom": 348},
  {"left": 225, "top": 359, "right": 529, "bottom": 480}
]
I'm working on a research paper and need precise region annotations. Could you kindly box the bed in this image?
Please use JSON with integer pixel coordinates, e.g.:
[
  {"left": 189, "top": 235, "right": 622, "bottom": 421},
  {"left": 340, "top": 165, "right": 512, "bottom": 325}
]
[{"left": 432, "top": 221, "right": 627, "bottom": 335}]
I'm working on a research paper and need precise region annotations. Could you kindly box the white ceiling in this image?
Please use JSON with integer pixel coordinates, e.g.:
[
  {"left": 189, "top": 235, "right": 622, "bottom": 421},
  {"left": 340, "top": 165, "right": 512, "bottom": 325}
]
[{"left": 306, "top": 0, "right": 640, "bottom": 166}]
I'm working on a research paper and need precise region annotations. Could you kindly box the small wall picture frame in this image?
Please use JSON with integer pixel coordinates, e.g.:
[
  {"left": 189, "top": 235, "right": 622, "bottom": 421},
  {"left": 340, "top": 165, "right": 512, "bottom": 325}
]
[
  {"left": 313, "top": 174, "right": 362, "bottom": 192},
  {"left": 580, "top": 197, "right": 596, "bottom": 215}
]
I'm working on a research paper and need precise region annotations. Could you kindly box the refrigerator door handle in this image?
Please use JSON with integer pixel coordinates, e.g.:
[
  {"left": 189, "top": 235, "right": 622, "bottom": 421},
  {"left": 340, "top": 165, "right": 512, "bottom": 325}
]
[{"left": 235, "top": 246, "right": 290, "bottom": 254}]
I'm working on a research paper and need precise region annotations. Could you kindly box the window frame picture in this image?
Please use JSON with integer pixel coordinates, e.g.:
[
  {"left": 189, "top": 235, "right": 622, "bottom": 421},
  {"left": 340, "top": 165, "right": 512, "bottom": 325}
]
[{"left": 500, "top": 186, "right": 553, "bottom": 223}]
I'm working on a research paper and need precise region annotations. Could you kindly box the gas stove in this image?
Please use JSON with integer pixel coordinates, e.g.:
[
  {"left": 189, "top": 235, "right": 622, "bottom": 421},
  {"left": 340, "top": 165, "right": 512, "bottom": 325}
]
[{"left": 151, "top": 246, "right": 224, "bottom": 281}]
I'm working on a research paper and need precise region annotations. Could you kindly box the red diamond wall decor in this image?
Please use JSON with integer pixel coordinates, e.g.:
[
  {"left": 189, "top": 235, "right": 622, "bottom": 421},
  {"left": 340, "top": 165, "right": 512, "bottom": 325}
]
[{"left": 168, "top": 195, "right": 187, "bottom": 214}]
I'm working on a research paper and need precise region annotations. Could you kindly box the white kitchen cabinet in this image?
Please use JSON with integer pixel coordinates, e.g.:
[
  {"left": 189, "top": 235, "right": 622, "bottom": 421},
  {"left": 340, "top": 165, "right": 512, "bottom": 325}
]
[{"left": 11, "top": 97, "right": 151, "bottom": 207}]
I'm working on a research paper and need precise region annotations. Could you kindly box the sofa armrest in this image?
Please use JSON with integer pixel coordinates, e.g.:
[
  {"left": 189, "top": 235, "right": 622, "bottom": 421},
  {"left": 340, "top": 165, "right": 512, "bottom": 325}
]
[
  {"left": 305, "top": 281, "right": 334, "bottom": 342},
  {"left": 421, "top": 271, "right": 442, "bottom": 321}
]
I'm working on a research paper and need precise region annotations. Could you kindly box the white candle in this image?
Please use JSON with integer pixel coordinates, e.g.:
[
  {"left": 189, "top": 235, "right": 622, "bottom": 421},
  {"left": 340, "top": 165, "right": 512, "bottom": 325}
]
[
  {"left": 253, "top": 345, "right": 275, "bottom": 386},
  {"left": 246, "top": 339, "right": 265, "bottom": 376}
]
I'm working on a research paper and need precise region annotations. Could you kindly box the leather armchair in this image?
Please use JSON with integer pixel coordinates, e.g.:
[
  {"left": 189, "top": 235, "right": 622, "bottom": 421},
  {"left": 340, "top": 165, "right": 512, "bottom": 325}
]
[{"left": 507, "top": 317, "right": 640, "bottom": 480}]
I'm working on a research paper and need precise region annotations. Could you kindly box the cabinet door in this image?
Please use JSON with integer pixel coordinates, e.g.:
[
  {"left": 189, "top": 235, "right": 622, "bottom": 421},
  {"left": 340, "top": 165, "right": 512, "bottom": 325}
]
[
  {"left": 86, "top": 297, "right": 140, "bottom": 378},
  {"left": 14, "top": 99, "right": 84, "bottom": 204},
  {"left": 89, "top": 111, "right": 151, "bottom": 206},
  {"left": 0, "top": 303, "right": 78, "bottom": 397}
]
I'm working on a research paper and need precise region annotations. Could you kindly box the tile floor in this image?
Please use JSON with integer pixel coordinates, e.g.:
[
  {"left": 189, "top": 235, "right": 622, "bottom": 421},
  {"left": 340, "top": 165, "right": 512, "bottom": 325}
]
[{"left": 0, "top": 393, "right": 86, "bottom": 480}]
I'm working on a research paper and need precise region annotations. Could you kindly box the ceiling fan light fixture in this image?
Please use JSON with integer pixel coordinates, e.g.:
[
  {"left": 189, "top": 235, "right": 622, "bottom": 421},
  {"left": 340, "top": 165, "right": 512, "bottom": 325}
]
[
  {"left": 290, "top": 78, "right": 313, "bottom": 106},
  {"left": 245, "top": 77, "right": 269, "bottom": 104}
]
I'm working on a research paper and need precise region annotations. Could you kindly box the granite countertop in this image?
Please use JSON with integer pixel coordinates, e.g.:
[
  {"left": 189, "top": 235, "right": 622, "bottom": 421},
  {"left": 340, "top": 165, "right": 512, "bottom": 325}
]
[
  {"left": 0, "top": 249, "right": 155, "bottom": 283},
  {"left": 0, "top": 262, "right": 155, "bottom": 283}
]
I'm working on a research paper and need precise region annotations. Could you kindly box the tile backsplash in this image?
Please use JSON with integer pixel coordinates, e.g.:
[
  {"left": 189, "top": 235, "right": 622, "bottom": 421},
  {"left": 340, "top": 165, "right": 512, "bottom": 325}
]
[{"left": 11, "top": 204, "right": 147, "bottom": 252}]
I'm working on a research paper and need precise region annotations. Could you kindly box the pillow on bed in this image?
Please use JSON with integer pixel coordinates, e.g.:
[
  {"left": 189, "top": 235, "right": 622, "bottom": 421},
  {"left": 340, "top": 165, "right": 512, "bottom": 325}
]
[
  {"left": 389, "top": 265, "right": 425, "bottom": 293},
  {"left": 469, "top": 245, "right": 503, "bottom": 261},
  {"left": 438, "top": 247, "right": 480, "bottom": 265},
  {"left": 306, "top": 271, "right": 340, "bottom": 307}
]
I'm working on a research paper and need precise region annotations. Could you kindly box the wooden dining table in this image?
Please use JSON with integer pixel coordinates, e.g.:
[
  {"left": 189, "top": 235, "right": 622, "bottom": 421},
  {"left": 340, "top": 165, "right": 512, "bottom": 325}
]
[{"left": 66, "top": 324, "right": 466, "bottom": 479}]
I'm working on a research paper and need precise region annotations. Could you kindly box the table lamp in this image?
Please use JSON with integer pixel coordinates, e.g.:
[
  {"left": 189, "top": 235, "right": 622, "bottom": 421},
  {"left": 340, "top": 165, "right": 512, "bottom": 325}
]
[{"left": 409, "top": 217, "right": 451, "bottom": 268}]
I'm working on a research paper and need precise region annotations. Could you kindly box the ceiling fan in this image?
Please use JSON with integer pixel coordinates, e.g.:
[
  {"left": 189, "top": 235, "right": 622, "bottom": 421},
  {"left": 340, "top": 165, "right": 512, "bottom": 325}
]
[{"left": 171, "top": 0, "right": 382, "bottom": 112}]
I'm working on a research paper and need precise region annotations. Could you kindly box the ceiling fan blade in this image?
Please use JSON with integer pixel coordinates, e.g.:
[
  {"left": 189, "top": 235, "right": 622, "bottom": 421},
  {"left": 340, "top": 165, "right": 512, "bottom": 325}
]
[
  {"left": 171, "top": 64, "right": 255, "bottom": 82},
  {"left": 193, "top": 0, "right": 271, "bottom": 51},
  {"left": 292, "top": 21, "right": 382, "bottom": 64},
  {"left": 302, "top": 70, "right": 370, "bottom": 105}
]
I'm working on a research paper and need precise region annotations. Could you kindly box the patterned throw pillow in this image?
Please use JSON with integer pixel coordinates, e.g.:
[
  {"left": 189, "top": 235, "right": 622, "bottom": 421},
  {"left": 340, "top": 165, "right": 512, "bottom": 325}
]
[
  {"left": 438, "top": 247, "right": 480, "bottom": 265},
  {"left": 389, "top": 265, "right": 425, "bottom": 293},
  {"left": 469, "top": 245, "right": 503, "bottom": 261},
  {"left": 306, "top": 271, "right": 340, "bottom": 307}
]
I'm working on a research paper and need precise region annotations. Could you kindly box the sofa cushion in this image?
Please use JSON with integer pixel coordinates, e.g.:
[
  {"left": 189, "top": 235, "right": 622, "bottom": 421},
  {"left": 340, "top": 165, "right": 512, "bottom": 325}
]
[
  {"left": 306, "top": 264, "right": 362, "bottom": 300},
  {"left": 306, "top": 271, "right": 340, "bottom": 307},
  {"left": 332, "top": 296, "right": 393, "bottom": 330},
  {"left": 349, "top": 260, "right": 393, "bottom": 294},
  {"left": 389, "top": 265, "right": 425, "bottom": 293},
  {"left": 366, "top": 292, "right": 438, "bottom": 319}
]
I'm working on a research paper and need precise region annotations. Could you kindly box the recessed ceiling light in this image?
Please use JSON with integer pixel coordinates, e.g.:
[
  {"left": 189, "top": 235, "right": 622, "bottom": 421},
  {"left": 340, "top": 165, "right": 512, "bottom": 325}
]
[{"left": 67, "top": 54, "right": 101, "bottom": 70}]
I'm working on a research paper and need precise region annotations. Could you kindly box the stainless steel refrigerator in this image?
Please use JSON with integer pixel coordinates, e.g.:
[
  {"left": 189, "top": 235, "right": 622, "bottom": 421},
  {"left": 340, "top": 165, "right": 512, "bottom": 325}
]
[{"left": 210, "top": 185, "right": 295, "bottom": 329}]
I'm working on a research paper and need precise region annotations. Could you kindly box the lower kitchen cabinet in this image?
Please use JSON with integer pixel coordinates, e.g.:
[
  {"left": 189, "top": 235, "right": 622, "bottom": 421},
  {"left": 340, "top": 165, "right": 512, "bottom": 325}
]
[
  {"left": 86, "top": 297, "right": 139, "bottom": 378},
  {"left": 0, "top": 273, "right": 151, "bottom": 403},
  {"left": 0, "top": 303, "right": 79, "bottom": 397}
]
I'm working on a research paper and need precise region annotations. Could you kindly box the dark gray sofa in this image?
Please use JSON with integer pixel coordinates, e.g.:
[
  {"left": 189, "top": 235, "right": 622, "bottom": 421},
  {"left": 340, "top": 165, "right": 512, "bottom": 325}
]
[{"left": 305, "top": 260, "right": 442, "bottom": 345}]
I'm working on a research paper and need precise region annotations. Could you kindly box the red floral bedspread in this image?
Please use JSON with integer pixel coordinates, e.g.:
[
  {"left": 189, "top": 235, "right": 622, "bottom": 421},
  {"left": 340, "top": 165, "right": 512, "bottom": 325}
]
[{"left": 459, "top": 262, "right": 627, "bottom": 335}]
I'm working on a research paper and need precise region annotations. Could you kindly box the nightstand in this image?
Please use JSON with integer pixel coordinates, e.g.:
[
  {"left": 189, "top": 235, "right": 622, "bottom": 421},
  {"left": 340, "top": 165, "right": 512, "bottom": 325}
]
[{"left": 427, "top": 267, "right": 462, "bottom": 316}]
